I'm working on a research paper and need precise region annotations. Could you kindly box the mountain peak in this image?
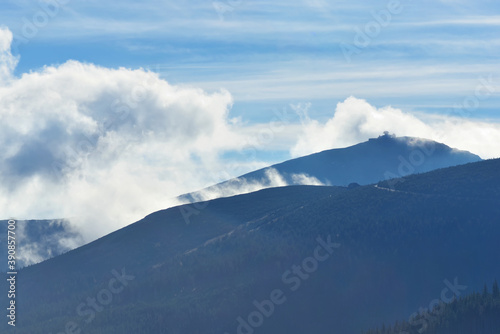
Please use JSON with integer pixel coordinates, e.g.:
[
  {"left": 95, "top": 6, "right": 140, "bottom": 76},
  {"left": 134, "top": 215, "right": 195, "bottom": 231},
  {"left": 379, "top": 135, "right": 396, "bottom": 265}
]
[
  {"left": 370, "top": 131, "right": 397, "bottom": 141},
  {"left": 235, "top": 134, "right": 481, "bottom": 187},
  {"left": 180, "top": 135, "right": 482, "bottom": 204}
]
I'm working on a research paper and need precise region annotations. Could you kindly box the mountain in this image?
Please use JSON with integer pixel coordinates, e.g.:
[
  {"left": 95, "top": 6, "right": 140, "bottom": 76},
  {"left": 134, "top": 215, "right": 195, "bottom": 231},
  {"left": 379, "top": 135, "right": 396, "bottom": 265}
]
[
  {"left": 182, "top": 133, "right": 481, "bottom": 201},
  {"left": 2, "top": 135, "right": 480, "bottom": 268},
  {"left": 1, "top": 158, "right": 499, "bottom": 334}
]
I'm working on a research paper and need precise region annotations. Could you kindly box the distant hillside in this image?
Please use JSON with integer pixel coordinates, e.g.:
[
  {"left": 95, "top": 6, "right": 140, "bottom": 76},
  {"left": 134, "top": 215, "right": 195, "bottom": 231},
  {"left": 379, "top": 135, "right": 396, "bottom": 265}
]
[
  {"left": 1, "top": 158, "right": 499, "bottom": 334},
  {"left": 182, "top": 133, "right": 481, "bottom": 201},
  {"left": 377, "top": 157, "right": 500, "bottom": 199}
]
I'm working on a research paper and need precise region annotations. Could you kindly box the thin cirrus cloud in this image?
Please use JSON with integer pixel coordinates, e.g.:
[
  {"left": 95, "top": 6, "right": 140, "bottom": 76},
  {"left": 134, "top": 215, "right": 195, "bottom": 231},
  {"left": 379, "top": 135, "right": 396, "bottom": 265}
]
[{"left": 4, "top": 0, "right": 500, "bottom": 114}]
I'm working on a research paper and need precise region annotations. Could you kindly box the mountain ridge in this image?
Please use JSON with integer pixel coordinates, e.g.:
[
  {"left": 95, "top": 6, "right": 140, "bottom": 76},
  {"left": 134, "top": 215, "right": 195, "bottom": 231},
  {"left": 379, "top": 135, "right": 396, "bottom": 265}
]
[
  {"left": 181, "top": 133, "right": 481, "bottom": 202},
  {"left": 2, "top": 134, "right": 481, "bottom": 268},
  {"left": 2, "top": 158, "right": 499, "bottom": 333}
]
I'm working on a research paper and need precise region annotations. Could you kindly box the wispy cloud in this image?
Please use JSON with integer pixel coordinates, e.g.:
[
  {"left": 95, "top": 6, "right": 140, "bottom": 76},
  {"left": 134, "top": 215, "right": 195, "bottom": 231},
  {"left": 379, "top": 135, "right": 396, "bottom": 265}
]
[
  {"left": 3, "top": 0, "right": 500, "bottom": 116},
  {"left": 399, "top": 16, "right": 500, "bottom": 27}
]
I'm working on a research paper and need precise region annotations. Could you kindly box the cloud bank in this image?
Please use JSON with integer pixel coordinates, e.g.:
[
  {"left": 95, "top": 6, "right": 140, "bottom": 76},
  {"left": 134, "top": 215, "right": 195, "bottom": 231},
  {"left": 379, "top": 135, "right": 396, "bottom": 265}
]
[
  {"left": 292, "top": 96, "right": 500, "bottom": 159},
  {"left": 0, "top": 26, "right": 321, "bottom": 247},
  {"left": 0, "top": 27, "right": 251, "bottom": 241}
]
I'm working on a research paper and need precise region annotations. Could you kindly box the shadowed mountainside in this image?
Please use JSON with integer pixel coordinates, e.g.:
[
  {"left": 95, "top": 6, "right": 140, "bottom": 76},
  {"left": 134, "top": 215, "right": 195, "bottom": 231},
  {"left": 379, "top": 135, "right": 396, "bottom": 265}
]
[{"left": 1, "top": 158, "right": 499, "bottom": 333}]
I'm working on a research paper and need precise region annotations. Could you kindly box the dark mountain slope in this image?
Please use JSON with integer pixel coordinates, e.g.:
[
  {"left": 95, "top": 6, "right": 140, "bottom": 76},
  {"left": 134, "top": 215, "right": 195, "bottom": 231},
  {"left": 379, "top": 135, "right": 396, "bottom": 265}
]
[
  {"left": 1, "top": 186, "right": 348, "bottom": 329},
  {"left": 1, "top": 159, "right": 499, "bottom": 334}
]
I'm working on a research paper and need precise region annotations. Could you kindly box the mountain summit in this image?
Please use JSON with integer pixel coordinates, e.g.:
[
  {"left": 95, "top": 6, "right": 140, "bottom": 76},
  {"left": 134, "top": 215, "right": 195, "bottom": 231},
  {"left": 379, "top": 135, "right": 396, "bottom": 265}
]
[
  {"left": 248, "top": 133, "right": 481, "bottom": 185},
  {"left": 183, "top": 133, "right": 481, "bottom": 201}
]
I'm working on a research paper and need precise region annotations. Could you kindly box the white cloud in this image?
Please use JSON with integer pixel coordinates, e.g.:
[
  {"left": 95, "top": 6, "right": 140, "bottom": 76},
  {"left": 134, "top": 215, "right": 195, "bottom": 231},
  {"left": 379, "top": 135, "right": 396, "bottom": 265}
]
[
  {"left": 291, "top": 96, "right": 500, "bottom": 159},
  {"left": 0, "top": 27, "right": 17, "bottom": 83},
  {"left": 187, "top": 168, "right": 286, "bottom": 202},
  {"left": 0, "top": 26, "right": 327, "bottom": 249},
  {"left": 186, "top": 167, "right": 324, "bottom": 203},
  {"left": 13, "top": 219, "right": 84, "bottom": 267},
  {"left": 0, "top": 27, "right": 253, "bottom": 242},
  {"left": 291, "top": 173, "right": 325, "bottom": 186}
]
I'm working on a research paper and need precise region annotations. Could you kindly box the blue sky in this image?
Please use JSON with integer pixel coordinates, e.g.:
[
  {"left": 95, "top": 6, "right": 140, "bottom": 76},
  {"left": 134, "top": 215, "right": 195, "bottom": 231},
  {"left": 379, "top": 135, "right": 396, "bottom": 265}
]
[
  {"left": 5, "top": 0, "right": 500, "bottom": 121},
  {"left": 1, "top": 0, "right": 500, "bottom": 239}
]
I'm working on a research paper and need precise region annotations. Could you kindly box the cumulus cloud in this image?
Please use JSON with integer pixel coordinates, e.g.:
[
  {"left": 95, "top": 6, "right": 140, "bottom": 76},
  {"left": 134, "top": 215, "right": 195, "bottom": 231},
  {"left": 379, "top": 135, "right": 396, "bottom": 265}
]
[
  {"left": 292, "top": 96, "right": 500, "bottom": 159},
  {"left": 0, "top": 25, "right": 326, "bottom": 251},
  {"left": 0, "top": 27, "right": 253, "bottom": 242}
]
